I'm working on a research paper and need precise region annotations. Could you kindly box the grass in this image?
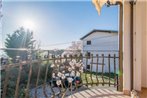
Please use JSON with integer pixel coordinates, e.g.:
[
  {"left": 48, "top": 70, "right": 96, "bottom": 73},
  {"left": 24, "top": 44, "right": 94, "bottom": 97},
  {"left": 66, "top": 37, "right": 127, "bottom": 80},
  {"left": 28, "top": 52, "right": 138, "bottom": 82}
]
[{"left": 80, "top": 72, "right": 117, "bottom": 85}]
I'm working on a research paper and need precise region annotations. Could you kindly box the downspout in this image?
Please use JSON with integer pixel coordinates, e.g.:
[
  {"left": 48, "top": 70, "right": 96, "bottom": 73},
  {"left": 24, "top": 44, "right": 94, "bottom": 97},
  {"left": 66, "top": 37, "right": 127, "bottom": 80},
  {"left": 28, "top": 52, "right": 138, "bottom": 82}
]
[
  {"left": 130, "top": 0, "right": 136, "bottom": 91},
  {"left": 130, "top": 1, "right": 134, "bottom": 91},
  {"left": 116, "top": 1, "right": 123, "bottom": 91},
  {"left": 107, "top": 1, "right": 123, "bottom": 91}
]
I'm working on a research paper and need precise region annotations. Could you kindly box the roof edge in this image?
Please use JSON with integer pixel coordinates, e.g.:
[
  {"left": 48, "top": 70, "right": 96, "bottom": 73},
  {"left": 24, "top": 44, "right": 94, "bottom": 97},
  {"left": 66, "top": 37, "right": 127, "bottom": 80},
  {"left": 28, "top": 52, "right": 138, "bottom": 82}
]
[{"left": 80, "top": 29, "right": 118, "bottom": 40}]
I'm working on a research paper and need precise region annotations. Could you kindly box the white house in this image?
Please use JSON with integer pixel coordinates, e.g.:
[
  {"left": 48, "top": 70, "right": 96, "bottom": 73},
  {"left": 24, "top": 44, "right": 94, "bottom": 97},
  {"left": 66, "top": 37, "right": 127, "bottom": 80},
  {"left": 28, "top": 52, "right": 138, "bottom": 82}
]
[{"left": 80, "top": 29, "right": 119, "bottom": 72}]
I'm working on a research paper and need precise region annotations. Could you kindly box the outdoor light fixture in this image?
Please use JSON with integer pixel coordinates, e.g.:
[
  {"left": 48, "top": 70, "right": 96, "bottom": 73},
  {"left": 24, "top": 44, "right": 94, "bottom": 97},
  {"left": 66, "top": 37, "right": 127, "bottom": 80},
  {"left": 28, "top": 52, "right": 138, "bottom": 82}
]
[{"left": 92, "top": 0, "right": 122, "bottom": 15}]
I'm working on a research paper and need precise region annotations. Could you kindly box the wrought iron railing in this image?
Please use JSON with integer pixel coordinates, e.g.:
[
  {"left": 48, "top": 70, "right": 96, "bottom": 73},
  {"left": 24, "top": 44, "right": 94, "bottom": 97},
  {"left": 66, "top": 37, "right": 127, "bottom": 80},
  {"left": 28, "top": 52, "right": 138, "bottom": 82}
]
[{"left": 1, "top": 51, "right": 119, "bottom": 98}]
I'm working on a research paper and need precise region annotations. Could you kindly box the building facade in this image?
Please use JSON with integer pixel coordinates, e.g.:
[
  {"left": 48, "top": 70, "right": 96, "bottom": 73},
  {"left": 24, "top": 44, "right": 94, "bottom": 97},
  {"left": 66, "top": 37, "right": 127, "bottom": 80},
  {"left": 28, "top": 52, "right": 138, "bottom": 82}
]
[{"left": 80, "top": 29, "right": 119, "bottom": 72}]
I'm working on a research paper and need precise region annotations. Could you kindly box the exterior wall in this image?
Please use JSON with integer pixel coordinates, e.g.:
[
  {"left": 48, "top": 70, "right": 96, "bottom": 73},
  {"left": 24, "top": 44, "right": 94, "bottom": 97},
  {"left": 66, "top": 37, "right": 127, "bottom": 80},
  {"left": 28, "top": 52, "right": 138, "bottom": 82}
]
[
  {"left": 81, "top": 32, "right": 119, "bottom": 72},
  {"left": 123, "top": 0, "right": 147, "bottom": 92},
  {"left": 133, "top": 1, "right": 146, "bottom": 91},
  {"left": 123, "top": 1, "right": 131, "bottom": 92},
  {"left": 133, "top": 0, "right": 147, "bottom": 90},
  {"left": 141, "top": 1, "right": 147, "bottom": 88},
  {"left": 146, "top": 1, "right": 147, "bottom": 88},
  {"left": 82, "top": 32, "right": 118, "bottom": 51}
]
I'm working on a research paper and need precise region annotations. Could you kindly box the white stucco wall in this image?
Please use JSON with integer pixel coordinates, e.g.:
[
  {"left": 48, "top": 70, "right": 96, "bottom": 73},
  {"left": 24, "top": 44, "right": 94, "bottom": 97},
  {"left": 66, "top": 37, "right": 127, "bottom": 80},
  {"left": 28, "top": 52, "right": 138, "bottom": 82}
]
[
  {"left": 82, "top": 32, "right": 118, "bottom": 51},
  {"left": 123, "top": 0, "right": 147, "bottom": 92},
  {"left": 133, "top": 1, "right": 142, "bottom": 91},
  {"left": 123, "top": 1, "right": 131, "bottom": 91},
  {"left": 132, "top": 0, "right": 147, "bottom": 90},
  {"left": 141, "top": 1, "right": 147, "bottom": 88},
  {"left": 81, "top": 31, "right": 119, "bottom": 72},
  {"left": 146, "top": 1, "right": 147, "bottom": 88}
]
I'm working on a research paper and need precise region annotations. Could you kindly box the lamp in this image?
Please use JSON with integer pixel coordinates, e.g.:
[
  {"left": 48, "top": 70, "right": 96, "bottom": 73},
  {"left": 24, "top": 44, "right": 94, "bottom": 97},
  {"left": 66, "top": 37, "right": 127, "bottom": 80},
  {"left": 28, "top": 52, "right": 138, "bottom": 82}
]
[{"left": 92, "top": 0, "right": 123, "bottom": 15}]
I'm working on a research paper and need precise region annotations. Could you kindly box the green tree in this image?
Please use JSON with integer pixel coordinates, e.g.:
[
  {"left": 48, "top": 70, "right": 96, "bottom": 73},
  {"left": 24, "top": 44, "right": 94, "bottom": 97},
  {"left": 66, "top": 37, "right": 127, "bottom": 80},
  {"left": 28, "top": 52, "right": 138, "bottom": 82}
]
[{"left": 5, "top": 27, "right": 36, "bottom": 60}]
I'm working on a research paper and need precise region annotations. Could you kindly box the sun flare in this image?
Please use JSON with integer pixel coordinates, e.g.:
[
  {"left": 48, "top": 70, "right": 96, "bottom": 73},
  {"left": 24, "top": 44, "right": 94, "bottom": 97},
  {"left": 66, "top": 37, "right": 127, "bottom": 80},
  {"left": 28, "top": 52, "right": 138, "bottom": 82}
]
[{"left": 22, "top": 19, "right": 36, "bottom": 30}]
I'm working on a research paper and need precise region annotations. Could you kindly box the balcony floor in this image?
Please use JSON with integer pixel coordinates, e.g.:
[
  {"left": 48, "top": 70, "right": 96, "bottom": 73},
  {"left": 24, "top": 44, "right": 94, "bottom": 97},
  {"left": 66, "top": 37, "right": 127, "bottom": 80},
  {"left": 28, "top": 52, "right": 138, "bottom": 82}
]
[
  {"left": 67, "top": 87, "right": 130, "bottom": 98},
  {"left": 139, "top": 88, "right": 147, "bottom": 98}
]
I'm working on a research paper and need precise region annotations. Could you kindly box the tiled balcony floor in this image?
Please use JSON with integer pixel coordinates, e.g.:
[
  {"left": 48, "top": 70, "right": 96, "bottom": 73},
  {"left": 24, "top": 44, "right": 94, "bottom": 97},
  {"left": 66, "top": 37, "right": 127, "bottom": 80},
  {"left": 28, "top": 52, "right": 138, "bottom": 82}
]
[
  {"left": 139, "top": 88, "right": 147, "bottom": 98},
  {"left": 67, "top": 87, "right": 131, "bottom": 98}
]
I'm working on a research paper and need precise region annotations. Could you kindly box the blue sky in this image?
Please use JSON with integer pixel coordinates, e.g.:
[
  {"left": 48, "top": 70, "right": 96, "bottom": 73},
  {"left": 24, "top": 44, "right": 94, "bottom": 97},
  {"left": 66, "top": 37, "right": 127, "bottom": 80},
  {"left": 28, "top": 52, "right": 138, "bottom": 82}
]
[{"left": 1, "top": 0, "right": 118, "bottom": 49}]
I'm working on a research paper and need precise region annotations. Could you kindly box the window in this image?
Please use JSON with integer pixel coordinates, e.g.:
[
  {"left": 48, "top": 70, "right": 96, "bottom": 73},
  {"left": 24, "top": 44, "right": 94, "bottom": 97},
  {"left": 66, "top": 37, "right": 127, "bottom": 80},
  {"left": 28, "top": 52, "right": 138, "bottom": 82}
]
[
  {"left": 87, "top": 52, "right": 91, "bottom": 57},
  {"left": 86, "top": 65, "right": 90, "bottom": 70},
  {"left": 86, "top": 52, "right": 91, "bottom": 59},
  {"left": 87, "top": 40, "right": 91, "bottom": 45}
]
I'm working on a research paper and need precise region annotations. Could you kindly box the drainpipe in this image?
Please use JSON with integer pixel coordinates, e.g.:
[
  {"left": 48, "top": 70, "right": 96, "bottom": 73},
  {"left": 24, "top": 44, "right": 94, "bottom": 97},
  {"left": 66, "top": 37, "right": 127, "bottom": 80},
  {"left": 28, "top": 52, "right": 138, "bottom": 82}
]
[
  {"left": 116, "top": 1, "right": 123, "bottom": 92},
  {"left": 107, "top": 1, "right": 123, "bottom": 91},
  {"left": 99, "top": 0, "right": 123, "bottom": 91},
  {"left": 130, "top": 0, "right": 136, "bottom": 91},
  {"left": 130, "top": 1, "right": 134, "bottom": 91}
]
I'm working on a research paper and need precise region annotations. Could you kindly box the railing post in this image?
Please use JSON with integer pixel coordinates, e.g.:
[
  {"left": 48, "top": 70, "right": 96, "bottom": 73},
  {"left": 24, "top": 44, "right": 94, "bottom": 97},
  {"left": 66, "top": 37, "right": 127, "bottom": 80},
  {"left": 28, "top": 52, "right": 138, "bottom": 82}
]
[
  {"left": 25, "top": 55, "right": 33, "bottom": 98},
  {"left": 85, "top": 53, "right": 88, "bottom": 86},
  {"left": 117, "top": 74, "right": 119, "bottom": 91},
  {"left": 50, "top": 55, "right": 55, "bottom": 98},
  {"left": 101, "top": 54, "right": 104, "bottom": 86},
  {"left": 14, "top": 57, "right": 22, "bottom": 98},
  {"left": 2, "top": 65, "right": 10, "bottom": 98},
  {"left": 90, "top": 54, "right": 94, "bottom": 86},
  {"left": 96, "top": 54, "right": 99, "bottom": 85},
  {"left": 114, "top": 54, "right": 116, "bottom": 87},
  {"left": 108, "top": 54, "right": 111, "bottom": 86},
  {"left": 43, "top": 55, "right": 50, "bottom": 98},
  {"left": 118, "top": 2, "right": 123, "bottom": 91},
  {"left": 35, "top": 57, "right": 42, "bottom": 98}
]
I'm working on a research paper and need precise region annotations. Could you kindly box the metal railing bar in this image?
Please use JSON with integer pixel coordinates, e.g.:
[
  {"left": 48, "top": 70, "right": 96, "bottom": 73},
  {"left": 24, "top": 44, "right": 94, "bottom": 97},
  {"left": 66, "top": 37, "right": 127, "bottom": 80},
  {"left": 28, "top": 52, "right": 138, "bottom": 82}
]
[
  {"left": 114, "top": 54, "right": 116, "bottom": 87},
  {"left": 50, "top": 56, "right": 56, "bottom": 98},
  {"left": 35, "top": 60, "right": 41, "bottom": 98},
  {"left": 43, "top": 58, "right": 50, "bottom": 98},
  {"left": 25, "top": 59, "right": 33, "bottom": 98},
  {"left": 79, "top": 54, "right": 84, "bottom": 88},
  {"left": 82, "top": 82, "right": 116, "bottom": 85},
  {"left": 85, "top": 55, "right": 88, "bottom": 87},
  {"left": 108, "top": 54, "right": 111, "bottom": 87},
  {"left": 96, "top": 54, "right": 99, "bottom": 86},
  {"left": 14, "top": 62, "right": 22, "bottom": 98},
  {"left": 101, "top": 54, "right": 105, "bottom": 86},
  {"left": 1, "top": 56, "right": 119, "bottom": 71},
  {"left": 90, "top": 54, "right": 94, "bottom": 86},
  {"left": 2, "top": 66, "right": 10, "bottom": 98}
]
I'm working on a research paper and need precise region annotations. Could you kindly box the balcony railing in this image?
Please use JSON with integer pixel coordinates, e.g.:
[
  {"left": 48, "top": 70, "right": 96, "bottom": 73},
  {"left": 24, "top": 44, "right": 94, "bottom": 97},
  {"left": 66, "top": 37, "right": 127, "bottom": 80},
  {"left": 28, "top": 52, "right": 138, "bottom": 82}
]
[{"left": 1, "top": 50, "right": 120, "bottom": 98}]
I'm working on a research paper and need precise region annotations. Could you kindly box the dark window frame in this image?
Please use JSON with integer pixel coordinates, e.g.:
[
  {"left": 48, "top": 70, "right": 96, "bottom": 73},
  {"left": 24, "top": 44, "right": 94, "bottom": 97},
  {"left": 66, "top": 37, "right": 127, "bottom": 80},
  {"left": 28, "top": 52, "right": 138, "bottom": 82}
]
[
  {"left": 87, "top": 52, "right": 91, "bottom": 57},
  {"left": 87, "top": 40, "right": 91, "bottom": 45},
  {"left": 86, "top": 64, "right": 90, "bottom": 70}
]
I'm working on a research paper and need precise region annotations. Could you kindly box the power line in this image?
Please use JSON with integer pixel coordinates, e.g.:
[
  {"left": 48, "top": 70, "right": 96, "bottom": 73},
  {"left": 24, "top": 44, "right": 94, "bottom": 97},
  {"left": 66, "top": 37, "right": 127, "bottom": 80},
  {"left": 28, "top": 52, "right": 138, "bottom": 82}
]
[
  {"left": 40, "top": 35, "right": 117, "bottom": 47},
  {"left": 0, "top": 35, "right": 118, "bottom": 50},
  {"left": 41, "top": 41, "right": 81, "bottom": 47}
]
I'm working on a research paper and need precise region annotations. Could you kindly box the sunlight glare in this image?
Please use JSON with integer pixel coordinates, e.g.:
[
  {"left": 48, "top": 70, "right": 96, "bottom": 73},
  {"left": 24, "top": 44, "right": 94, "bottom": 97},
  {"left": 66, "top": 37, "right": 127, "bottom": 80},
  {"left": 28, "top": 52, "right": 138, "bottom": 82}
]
[{"left": 22, "top": 19, "right": 36, "bottom": 30}]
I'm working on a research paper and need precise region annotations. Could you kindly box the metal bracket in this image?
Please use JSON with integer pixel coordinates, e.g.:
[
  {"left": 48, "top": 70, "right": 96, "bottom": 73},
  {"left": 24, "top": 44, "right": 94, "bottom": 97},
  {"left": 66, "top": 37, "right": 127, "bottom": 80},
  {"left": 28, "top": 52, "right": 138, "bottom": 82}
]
[
  {"left": 133, "top": 0, "right": 137, "bottom": 5},
  {"left": 105, "top": 0, "right": 123, "bottom": 7},
  {"left": 130, "top": 0, "right": 137, "bottom": 5}
]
